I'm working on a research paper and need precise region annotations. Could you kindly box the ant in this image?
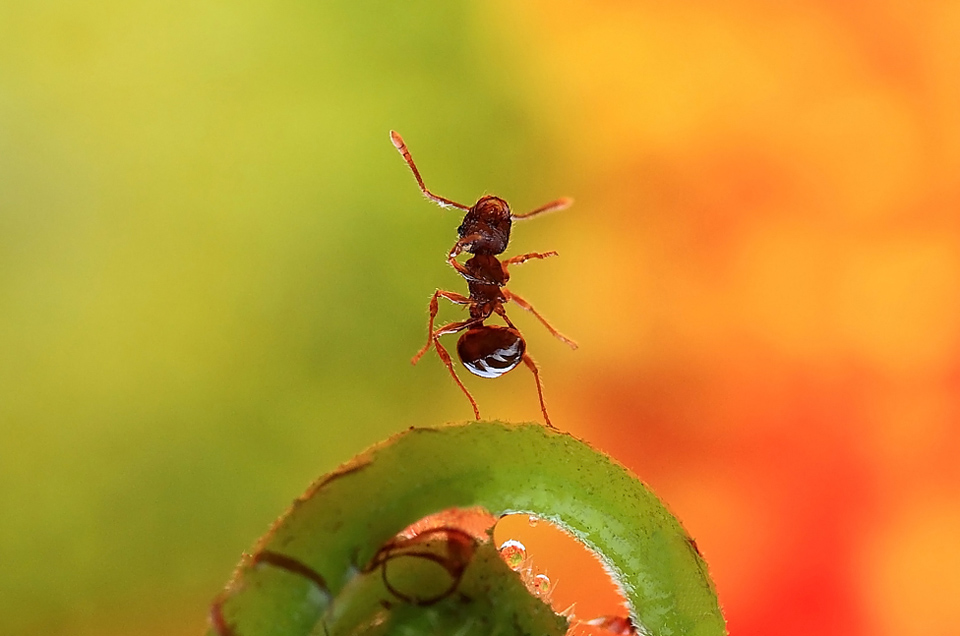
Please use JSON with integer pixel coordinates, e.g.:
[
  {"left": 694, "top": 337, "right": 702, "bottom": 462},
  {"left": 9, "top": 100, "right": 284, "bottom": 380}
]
[{"left": 390, "top": 130, "right": 577, "bottom": 426}]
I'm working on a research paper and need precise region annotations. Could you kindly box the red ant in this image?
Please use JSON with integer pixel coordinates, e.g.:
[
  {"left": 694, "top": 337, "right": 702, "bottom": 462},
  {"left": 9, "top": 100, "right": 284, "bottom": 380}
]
[{"left": 390, "top": 131, "right": 577, "bottom": 426}]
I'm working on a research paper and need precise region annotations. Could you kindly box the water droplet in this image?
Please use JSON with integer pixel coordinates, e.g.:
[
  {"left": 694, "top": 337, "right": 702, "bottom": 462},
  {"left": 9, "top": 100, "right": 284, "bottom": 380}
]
[
  {"left": 532, "top": 573, "right": 551, "bottom": 597},
  {"left": 527, "top": 515, "right": 539, "bottom": 527},
  {"left": 498, "top": 539, "right": 526, "bottom": 570}
]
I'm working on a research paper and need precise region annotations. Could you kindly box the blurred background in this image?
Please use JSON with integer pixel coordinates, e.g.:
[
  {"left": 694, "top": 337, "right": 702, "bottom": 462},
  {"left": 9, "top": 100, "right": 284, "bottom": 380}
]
[{"left": 2, "top": 1, "right": 959, "bottom": 634}]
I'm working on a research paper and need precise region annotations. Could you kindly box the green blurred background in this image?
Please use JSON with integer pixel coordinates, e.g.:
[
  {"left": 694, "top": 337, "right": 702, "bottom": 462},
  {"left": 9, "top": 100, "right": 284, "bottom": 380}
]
[
  {"left": 3, "top": 1, "right": 960, "bottom": 635},
  {"left": 1, "top": 3, "right": 579, "bottom": 634}
]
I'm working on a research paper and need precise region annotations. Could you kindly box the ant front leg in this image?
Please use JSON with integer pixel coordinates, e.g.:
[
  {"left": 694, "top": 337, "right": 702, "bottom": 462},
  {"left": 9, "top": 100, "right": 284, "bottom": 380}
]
[
  {"left": 504, "top": 289, "right": 578, "bottom": 349},
  {"left": 412, "top": 290, "right": 472, "bottom": 365},
  {"left": 446, "top": 234, "right": 484, "bottom": 279}
]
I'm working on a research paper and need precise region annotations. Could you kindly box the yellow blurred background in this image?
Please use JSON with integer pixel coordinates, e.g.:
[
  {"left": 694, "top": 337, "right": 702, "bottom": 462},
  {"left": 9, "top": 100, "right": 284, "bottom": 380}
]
[{"left": 2, "top": 1, "right": 959, "bottom": 635}]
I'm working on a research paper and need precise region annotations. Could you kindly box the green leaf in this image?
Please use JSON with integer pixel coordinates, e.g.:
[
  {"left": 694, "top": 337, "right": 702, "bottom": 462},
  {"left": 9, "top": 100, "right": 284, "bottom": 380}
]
[{"left": 206, "top": 421, "right": 726, "bottom": 636}]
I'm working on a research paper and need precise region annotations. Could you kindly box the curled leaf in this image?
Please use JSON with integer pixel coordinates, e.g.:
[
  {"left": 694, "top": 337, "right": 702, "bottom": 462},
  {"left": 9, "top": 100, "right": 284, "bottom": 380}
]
[{"left": 207, "top": 422, "right": 726, "bottom": 636}]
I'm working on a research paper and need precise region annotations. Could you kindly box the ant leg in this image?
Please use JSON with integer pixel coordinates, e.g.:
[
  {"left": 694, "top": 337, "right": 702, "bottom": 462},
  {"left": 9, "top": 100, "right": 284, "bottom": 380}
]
[
  {"left": 448, "top": 234, "right": 484, "bottom": 261},
  {"left": 493, "top": 305, "right": 518, "bottom": 331},
  {"left": 447, "top": 234, "right": 484, "bottom": 280},
  {"left": 521, "top": 352, "right": 553, "bottom": 428},
  {"left": 429, "top": 318, "right": 484, "bottom": 420},
  {"left": 504, "top": 289, "right": 578, "bottom": 350},
  {"left": 448, "top": 257, "right": 472, "bottom": 280},
  {"left": 390, "top": 131, "right": 470, "bottom": 211},
  {"left": 511, "top": 197, "right": 573, "bottom": 220},
  {"left": 502, "top": 251, "right": 559, "bottom": 266},
  {"left": 412, "top": 290, "right": 471, "bottom": 365}
]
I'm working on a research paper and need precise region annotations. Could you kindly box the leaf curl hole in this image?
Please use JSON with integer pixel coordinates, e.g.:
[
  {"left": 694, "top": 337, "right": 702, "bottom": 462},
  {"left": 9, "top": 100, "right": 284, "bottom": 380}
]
[
  {"left": 367, "top": 526, "right": 479, "bottom": 606},
  {"left": 494, "top": 514, "right": 635, "bottom": 636},
  {"left": 361, "top": 507, "right": 499, "bottom": 606},
  {"left": 396, "top": 506, "right": 497, "bottom": 542}
]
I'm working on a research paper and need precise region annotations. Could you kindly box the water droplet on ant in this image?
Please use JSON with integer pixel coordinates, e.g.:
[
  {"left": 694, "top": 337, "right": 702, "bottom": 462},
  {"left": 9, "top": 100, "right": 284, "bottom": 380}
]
[
  {"left": 498, "top": 539, "right": 527, "bottom": 570},
  {"left": 527, "top": 515, "right": 539, "bottom": 528}
]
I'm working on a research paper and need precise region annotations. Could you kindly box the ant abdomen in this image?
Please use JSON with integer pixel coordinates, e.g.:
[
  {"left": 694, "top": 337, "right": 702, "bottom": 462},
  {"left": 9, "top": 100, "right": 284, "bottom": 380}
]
[{"left": 457, "top": 326, "right": 525, "bottom": 379}]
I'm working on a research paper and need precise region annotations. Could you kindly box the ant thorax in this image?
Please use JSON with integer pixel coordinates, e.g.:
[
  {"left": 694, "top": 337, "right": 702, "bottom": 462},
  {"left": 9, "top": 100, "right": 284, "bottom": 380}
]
[
  {"left": 462, "top": 254, "right": 509, "bottom": 287},
  {"left": 462, "top": 254, "right": 509, "bottom": 311},
  {"left": 457, "top": 195, "right": 512, "bottom": 255}
]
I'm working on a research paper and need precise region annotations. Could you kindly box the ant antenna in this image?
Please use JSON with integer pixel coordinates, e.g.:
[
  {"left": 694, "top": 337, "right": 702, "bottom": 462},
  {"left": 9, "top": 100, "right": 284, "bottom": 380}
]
[
  {"left": 390, "top": 131, "right": 470, "bottom": 211},
  {"left": 512, "top": 197, "right": 573, "bottom": 220}
]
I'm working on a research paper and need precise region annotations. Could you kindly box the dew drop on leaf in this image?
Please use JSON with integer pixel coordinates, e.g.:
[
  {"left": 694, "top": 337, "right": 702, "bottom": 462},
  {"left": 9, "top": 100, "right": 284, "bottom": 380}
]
[
  {"left": 532, "top": 573, "right": 552, "bottom": 597},
  {"left": 498, "top": 539, "right": 527, "bottom": 570}
]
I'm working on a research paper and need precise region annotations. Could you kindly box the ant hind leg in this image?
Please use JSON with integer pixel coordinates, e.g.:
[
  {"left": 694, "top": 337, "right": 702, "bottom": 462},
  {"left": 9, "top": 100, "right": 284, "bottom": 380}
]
[
  {"left": 504, "top": 289, "right": 578, "bottom": 350},
  {"left": 521, "top": 353, "right": 553, "bottom": 428},
  {"left": 493, "top": 305, "right": 518, "bottom": 331},
  {"left": 417, "top": 317, "right": 483, "bottom": 420},
  {"left": 433, "top": 331, "right": 481, "bottom": 421},
  {"left": 412, "top": 290, "right": 471, "bottom": 364}
]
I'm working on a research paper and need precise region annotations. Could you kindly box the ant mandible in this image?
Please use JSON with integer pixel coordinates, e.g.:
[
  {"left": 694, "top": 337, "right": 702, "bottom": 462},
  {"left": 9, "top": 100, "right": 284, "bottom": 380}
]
[{"left": 390, "top": 130, "right": 577, "bottom": 426}]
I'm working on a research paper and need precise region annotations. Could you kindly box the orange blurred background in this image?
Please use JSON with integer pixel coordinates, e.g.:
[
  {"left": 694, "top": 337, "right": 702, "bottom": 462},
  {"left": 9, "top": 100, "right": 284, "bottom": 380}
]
[
  {"left": 2, "top": 1, "right": 959, "bottom": 635},
  {"left": 511, "top": 2, "right": 960, "bottom": 635}
]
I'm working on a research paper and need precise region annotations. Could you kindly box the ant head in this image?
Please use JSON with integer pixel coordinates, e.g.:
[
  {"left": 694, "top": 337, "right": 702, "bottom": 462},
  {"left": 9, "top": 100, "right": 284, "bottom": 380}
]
[
  {"left": 457, "top": 195, "right": 512, "bottom": 255},
  {"left": 456, "top": 325, "right": 525, "bottom": 378}
]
